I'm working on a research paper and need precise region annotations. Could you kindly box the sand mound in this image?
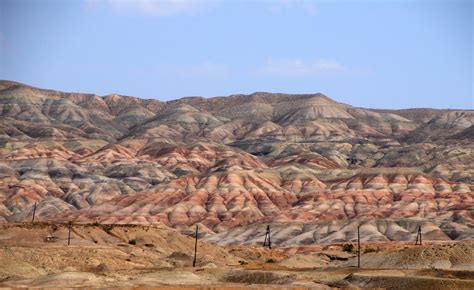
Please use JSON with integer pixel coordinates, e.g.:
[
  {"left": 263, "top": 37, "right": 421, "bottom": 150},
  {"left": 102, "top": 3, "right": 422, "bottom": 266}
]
[
  {"left": 347, "top": 241, "right": 474, "bottom": 270},
  {"left": 341, "top": 272, "right": 474, "bottom": 290},
  {"left": 30, "top": 272, "right": 101, "bottom": 288},
  {"left": 220, "top": 270, "right": 296, "bottom": 284}
]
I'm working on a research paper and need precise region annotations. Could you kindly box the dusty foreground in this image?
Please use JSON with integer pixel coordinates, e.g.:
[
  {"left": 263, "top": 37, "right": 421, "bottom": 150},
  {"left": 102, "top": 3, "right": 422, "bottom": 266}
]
[{"left": 1, "top": 223, "right": 473, "bottom": 289}]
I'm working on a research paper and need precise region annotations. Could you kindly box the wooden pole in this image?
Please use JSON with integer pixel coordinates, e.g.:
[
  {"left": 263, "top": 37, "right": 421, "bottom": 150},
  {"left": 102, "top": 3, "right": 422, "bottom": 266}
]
[
  {"left": 268, "top": 225, "right": 272, "bottom": 249},
  {"left": 263, "top": 225, "right": 272, "bottom": 249},
  {"left": 68, "top": 222, "right": 72, "bottom": 246},
  {"left": 357, "top": 224, "right": 361, "bottom": 268},
  {"left": 193, "top": 224, "right": 198, "bottom": 267},
  {"left": 31, "top": 202, "right": 37, "bottom": 223},
  {"left": 415, "top": 226, "right": 422, "bottom": 245}
]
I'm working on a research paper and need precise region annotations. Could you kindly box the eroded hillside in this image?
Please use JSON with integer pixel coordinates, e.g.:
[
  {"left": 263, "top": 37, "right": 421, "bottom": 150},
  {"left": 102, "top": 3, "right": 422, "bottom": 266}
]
[{"left": 1, "top": 80, "right": 472, "bottom": 245}]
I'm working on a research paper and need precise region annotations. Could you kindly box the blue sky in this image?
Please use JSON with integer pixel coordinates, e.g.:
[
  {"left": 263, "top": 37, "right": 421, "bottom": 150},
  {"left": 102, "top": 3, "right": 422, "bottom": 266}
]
[{"left": 0, "top": 0, "right": 472, "bottom": 109}]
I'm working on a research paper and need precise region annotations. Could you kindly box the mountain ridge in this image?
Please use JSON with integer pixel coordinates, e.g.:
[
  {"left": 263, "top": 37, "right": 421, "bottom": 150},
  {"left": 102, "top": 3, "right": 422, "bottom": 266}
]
[
  {"left": 3, "top": 79, "right": 471, "bottom": 112},
  {"left": 0, "top": 80, "right": 472, "bottom": 245}
]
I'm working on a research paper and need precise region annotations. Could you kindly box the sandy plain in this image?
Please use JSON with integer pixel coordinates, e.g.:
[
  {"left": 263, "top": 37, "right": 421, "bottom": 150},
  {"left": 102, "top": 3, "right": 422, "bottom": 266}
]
[{"left": 0, "top": 222, "right": 473, "bottom": 289}]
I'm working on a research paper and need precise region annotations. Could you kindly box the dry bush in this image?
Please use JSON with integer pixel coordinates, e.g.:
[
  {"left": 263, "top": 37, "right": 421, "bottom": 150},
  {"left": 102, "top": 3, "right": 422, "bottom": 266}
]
[
  {"left": 102, "top": 224, "right": 114, "bottom": 233},
  {"left": 364, "top": 247, "right": 378, "bottom": 253},
  {"left": 94, "top": 263, "right": 109, "bottom": 273},
  {"left": 342, "top": 243, "right": 354, "bottom": 252},
  {"left": 168, "top": 251, "right": 192, "bottom": 260}
]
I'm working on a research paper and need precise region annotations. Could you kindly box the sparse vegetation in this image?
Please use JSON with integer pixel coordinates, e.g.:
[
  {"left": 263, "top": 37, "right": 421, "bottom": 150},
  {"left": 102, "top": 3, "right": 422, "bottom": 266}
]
[
  {"left": 94, "top": 263, "right": 109, "bottom": 273},
  {"left": 221, "top": 270, "right": 296, "bottom": 284},
  {"left": 102, "top": 224, "right": 114, "bottom": 234},
  {"left": 342, "top": 243, "right": 354, "bottom": 252},
  {"left": 364, "top": 247, "right": 378, "bottom": 253}
]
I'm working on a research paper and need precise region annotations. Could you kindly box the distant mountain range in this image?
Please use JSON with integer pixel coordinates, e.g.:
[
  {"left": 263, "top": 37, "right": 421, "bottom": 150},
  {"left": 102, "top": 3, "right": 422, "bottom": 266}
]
[{"left": 1, "top": 80, "right": 472, "bottom": 245}]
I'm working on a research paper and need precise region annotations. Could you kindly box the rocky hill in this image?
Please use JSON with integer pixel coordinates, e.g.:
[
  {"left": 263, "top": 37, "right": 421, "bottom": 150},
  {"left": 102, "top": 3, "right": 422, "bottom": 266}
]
[{"left": 0, "top": 80, "right": 472, "bottom": 245}]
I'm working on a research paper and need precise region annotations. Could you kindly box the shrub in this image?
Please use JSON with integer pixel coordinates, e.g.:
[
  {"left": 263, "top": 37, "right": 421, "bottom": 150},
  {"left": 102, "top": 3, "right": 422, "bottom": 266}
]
[
  {"left": 342, "top": 243, "right": 354, "bottom": 252},
  {"left": 95, "top": 263, "right": 109, "bottom": 273},
  {"left": 266, "top": 258, "right": 276, "bottom": 263},
  {"left": 128, "top": 239, "right": 137, "bottom": 245},
  {"left": 102, "top": 224, "right": 114, "bottom": 234}
]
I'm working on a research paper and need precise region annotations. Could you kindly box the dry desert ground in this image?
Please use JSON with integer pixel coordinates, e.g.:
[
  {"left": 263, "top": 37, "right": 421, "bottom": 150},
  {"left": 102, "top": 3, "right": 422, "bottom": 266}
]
[{"left": 0, "top": 222, "right": 473, "bottom": 289}]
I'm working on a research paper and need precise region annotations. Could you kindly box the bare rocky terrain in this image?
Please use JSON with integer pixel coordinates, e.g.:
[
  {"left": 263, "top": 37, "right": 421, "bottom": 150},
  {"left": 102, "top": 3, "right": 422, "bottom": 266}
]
[
  {"left": 0, "top": 80, "right": 473, "bottom": 246},
  {"left": 0, "top": 80, "right": 473, "bottom": 288}
]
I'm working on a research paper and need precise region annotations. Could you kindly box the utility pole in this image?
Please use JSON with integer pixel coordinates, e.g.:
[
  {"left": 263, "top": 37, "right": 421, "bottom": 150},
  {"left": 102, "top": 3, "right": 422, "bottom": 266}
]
[
  {"left": 68, "top": 221, "right": 72, "bottom": 246},
  {"left": 357, "top": 224, "right": 361, "bottom": 268},
  {"left": 263, "top": 225, "right": 272, "bottom": 249},
  {"left": 415, "top": 225, "right": 422, "bottom": 246},
  {"left": 31, "top": 202, "right": 37, "bottom": 223},
  {"left": 193, "top": 224, "right": 198, "bottom": 267}
]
